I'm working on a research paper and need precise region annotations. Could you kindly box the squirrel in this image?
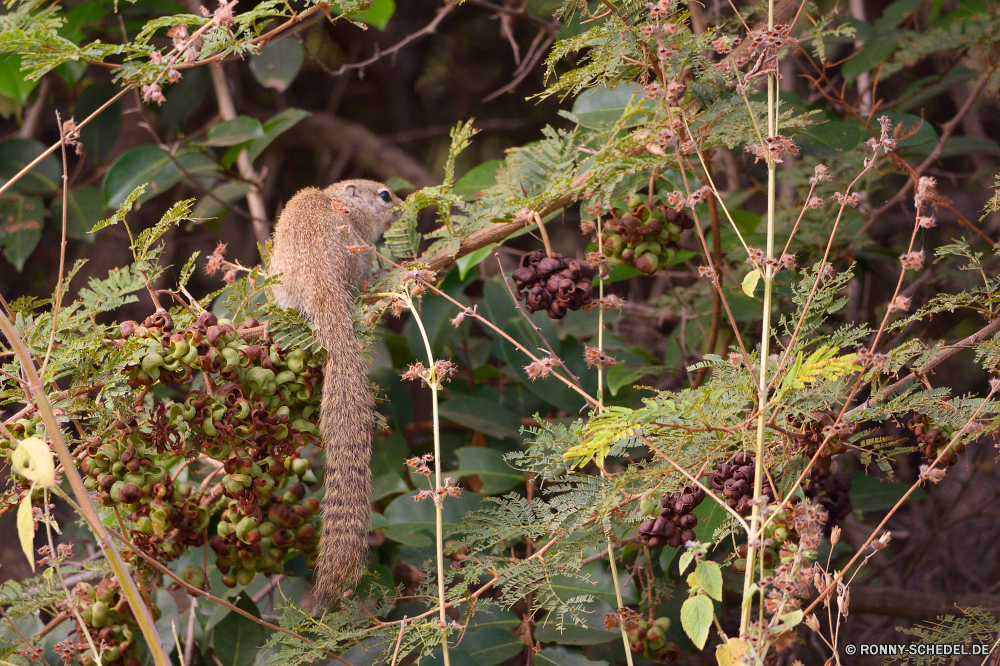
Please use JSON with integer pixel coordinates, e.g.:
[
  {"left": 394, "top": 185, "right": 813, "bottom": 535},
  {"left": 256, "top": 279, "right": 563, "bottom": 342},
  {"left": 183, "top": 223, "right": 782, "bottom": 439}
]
[{"left": 269, "top": 179, "right": 401, "bottom": 604}]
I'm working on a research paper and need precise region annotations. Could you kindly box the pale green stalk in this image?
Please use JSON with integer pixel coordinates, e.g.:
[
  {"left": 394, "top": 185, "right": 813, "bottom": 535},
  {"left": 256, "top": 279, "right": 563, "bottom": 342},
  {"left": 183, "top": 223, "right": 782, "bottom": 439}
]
[
  {"left": 740, "top": 0, "right": 777, "bottom": 638},
  {"left": 0, "top": 311, "right": 171, "bottom": 666},
  {"left": 607, "top": 534, "right": 635, "bottom": 666},
  {"left": 407, "top": 294, "right": 451, "bottom": 666}
]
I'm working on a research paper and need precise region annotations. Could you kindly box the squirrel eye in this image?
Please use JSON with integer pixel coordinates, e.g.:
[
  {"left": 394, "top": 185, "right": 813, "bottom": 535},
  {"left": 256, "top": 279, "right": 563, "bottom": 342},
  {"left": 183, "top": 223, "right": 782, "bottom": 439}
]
[{"left": 379, "top": 190, "right": 392, "bottom": 203}]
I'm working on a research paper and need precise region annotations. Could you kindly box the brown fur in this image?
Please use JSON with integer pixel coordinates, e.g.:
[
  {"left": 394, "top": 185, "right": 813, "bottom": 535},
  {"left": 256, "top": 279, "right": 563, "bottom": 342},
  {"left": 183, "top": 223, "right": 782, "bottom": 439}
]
[{"left": 270, "top": 179, "right": 400, "bottom": 605}]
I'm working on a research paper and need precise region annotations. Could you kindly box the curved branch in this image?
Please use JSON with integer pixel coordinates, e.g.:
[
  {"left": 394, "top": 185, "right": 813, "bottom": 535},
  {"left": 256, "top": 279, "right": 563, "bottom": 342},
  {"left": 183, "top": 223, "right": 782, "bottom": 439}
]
[{"left": 286, "top": 112, "right": 437, "bottom": 189}]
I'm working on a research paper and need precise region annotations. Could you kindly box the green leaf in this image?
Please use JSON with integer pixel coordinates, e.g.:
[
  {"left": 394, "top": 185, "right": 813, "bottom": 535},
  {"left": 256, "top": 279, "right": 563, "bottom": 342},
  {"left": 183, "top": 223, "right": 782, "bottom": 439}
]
[
  {"left": 680, "top": 595, "right": 714, "bottom": 649},
  {"left": 103, "top": 145, "right": 219, "bottom": 208},
  {"left": 460, "top": 627, "right": 524, "bottom": 666},
  {"left": 240, "top": 108, "right": 310, "bottom": 165},
  {"left": 421, "top": 648, "right": 480, "bottom": 666},
  {"left": 534, "top": 599, "right": 619, "bottom": 646},
  {"left": 678, "top": 551, "right": 694, "bottom": 575},
  {"left": 250, "top": 38, "right": 304, "bottom": 93},
  {"left": 51, "top": 185, "right": 105, "bottom": 242},
  {"left": 0, "top": 55, "right": 39, "bottom": 105},
  {"left": 382, "top": 490, "right": 482, "bottom": 546},
  {"left": 201, "top": 116, "right": 264, "bottom": 147},
  {"left": 741, "top": 269, "right": 761, "bottom": 298},
  {"left": 453, "top": 447, "right": 525, "bottom": 495},
  {"left": 606, "top": 363, "right": 642, "bottom": 397},
  {"left": 456, "top": 243, "right": 496, "bottom": 280},
  {"left": 0, "top": 138, "right": 61, "bottom": 195},
  {"left": 842, "top": 33, "right": 901, "bottom": 84},
  {"left": 0, "top": 194, "right": 44, "bottom": 270},
  {"left": 468, "top": 607, "right": 520, "bottom": 630},
  {"left": 76, "top": 83, "right": 122, "bottom": 165},
  {"left": 548, "top": 562, "right": 639, "bottom": 606},
  {"left": 210, "top": 593, "right": 266, "bottom": 666},
  {"left": 192, "top": 181, "right": 251, "bottom": 222},
  {"left": 17, "top": 494, "right": 34, "bottom": 572},
  {"left": 800, "top": 120, "right": 865, "bottom": 153},
  {"left": 349, "top": 0, "right": 396, "bottom": 30},
  {"left": 849, "top": 472, "right": 927, "bottom": 512},
  {"left": 161, "top": 66, "right": 209, "bottom": 130},
  {"left": 571, "top": 83, "right": 650, "bottom": 129},
  {"left": 439, "top": 396, "right": 523, "bottom": 440},
  {"left": 535, "top": 647, "right": 608, "bottom": 666},
  {"left": 695, "top": 562, "right": 723, "bottom": 602},
  {"left": 454, "top": 160, "right": 501, "bottom": 199}
]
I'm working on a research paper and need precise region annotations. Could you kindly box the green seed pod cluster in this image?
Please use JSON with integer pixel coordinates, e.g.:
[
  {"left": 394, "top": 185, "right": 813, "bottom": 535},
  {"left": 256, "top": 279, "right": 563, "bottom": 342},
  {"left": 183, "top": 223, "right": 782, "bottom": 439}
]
[
  {"left": 91, "top": 307, "right": 327, "bottom": 575},
  {"left": 210, "top": 481, "right": 321, "bottom": 587},
  {"left": 731, "top": 499, "right": 819, "bottom": 577},
  {"left": 908, "top": 413, "right": 963, "bottom": 466},
  {"left": 72, "top": 579, "right": 160, "bottom": 666},
  {"left": 0, "top": 418, "right": 39, "bottom": 452},
  {"left": 627, "top": 617, "right": 680, "bottom": 663},
  {"left": 596, "top": 194, "right": 694, "bottom": 274}
]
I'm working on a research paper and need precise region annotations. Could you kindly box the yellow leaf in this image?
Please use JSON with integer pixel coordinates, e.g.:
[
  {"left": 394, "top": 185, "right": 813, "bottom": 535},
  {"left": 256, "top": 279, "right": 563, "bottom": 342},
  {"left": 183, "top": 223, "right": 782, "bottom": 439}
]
[
  {"left": 17, "top": 494, "right": 34, "bottom": 572},
  {"left": 716, "top": 638, "right": 748, "bottom": 666},
  {"left": 12, "top": 436, "right": 55, "bottom": 487}
]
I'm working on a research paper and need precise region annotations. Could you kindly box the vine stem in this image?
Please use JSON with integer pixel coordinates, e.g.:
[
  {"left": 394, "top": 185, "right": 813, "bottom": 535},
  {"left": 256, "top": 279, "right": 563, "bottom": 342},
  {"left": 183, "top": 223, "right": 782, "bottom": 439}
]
[
  {"left": 0, "top": 312, "right": 171, "bottom": 665},
  {"left": 741, "top": 0, "right": 777, "bottom": 638},
  {"left": 407, "top": 292, "right": 451, "bottom": 666},
  {"left": 607, "top": 533, "right": 635, "bottom": 666}
]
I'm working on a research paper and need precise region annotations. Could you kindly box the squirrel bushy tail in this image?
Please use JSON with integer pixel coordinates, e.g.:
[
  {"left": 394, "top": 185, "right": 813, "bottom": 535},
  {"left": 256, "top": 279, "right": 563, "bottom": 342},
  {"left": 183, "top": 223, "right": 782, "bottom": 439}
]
[{"left": 313, "top": 299, "right": 374, "bottom": 604}]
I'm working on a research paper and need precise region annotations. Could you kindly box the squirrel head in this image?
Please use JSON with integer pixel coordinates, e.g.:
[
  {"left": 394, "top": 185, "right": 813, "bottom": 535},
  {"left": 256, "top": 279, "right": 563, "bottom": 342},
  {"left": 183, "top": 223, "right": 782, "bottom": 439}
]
[{"left": 324, "top": 179, "right": 402, "bottom": 245}]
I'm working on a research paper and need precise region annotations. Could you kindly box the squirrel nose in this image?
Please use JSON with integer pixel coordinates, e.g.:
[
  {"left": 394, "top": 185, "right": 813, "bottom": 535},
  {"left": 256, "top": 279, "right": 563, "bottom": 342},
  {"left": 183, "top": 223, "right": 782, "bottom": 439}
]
[{"left": 391, "top": 209, "right": 403, "bottom": 221}]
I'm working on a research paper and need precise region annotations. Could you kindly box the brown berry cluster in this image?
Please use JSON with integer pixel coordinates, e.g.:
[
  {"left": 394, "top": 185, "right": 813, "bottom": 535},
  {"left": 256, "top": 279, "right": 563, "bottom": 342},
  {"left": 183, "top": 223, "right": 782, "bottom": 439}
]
[
  {"left": 710, "top": 452, "right": 776, "bottom": 516},
  {"left": 803, "top": 467, "right": 852, "bottom": 533},
  {"left": 593, "top": 194, "right": 694, "bottom": 274},
  {"left": 511, "top": 251, "right": 595, "bottom": 319},
  {"left": 785, "top": 411, "right": 853, "bottom": 469},
  {"left": 627, "top": 617, "right": 679, "bottom": 663},
  {"left": 908, "top": 414, "right": 963, "bottom": 466},
  {"left": 72, "top": 579, "right": 160, "bottom": 666},
  {"left": 638, "top": 485, "right": 706, "bottom": 548}
]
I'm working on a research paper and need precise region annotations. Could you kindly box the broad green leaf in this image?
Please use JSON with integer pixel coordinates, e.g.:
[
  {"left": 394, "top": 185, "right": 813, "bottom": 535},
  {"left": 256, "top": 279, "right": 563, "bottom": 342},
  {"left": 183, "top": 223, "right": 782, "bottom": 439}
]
[
  {"left": 939, "top": 136, "right": 1000, "bottom": 159},
  {"left": 548, "top": 562, "right": 639, "bottom": 606},
  {"left": 371, "top": 472, "right": 409, "bottom": 501},
  {"left": 454, "top": 160, "right": 501, "bottom": 199},
  {"left": 191, "top": 181, "right": 251, "bottom": 222},
  {"left": 51, "top": 185, "right": 104, "bottom": 241},
  {"left": 241, "top": 108, "right": 310, "bottom": 165},
  {"left": 536, "top": 647, "right": 609, "bottom": 666},
  {"left": 849, "top": 472, "right": 927, "bottom": 512},
  {"left": 453, "top": 446, "right": 525, "bottom": 494},
  {"left": 439, "top": 396, "right": 522, "bottom": 440},
  {"left": 201, "top": 116, "right": 265, "bottom": 147},
  {"left": 467, "top": 607, "right": 520, "bottom": 630},
  {"left": 349, "top": 0, "right": 396, "bottom": 30},
  {"left": 421, "top": 647, "right": 480, "bottom": 666},
  {"left": 210, "top": 593, "right": 266, "bottom": 666},
  {"left": 0, "top": 138, "right": 61, "bottom": 195},
  {"left": 842, "top": 33, "right": 901, "bottom": 84},
  {"left": 678, "top": 549, "right": 696, "bottom": 575},
  {"left": 460, "top": 627, "right": 524, "bottom": 666},
  {"left": 534, "top": 599, "right": 619, "bottom": 645},
  {"left": 103, "top": 145, "right": 219, "bottom": 208},
  {"left": 17, "top": 494, "right": 34, "bottom": 572},
  {"left": 572, "top": 83, "right": 650, "bottom": 129},
  {"left": 800, "top": 120, "right": 865, "bottom": 153},
  {"left": 382, "top": 490, "right": 482, "bottom": 546},
  {"left": 161, "top": 66, "right": 209, "bottom": 130},
  {"left": 741, "top": 269, "right": 761, "bottom": 298},
  {"left": 0, "top": 55, "right": 39, "bottom": 105},
  {"left": 76, "top": 83, "right": 122, "bottom": 165},
  {"left": 680, "top": 595, "right": 714, "bottom": 649},
  {"left": 12, "top": 437, "right": 56, "bottom": 487},
  {"left": 456, "top": 243, "right": 496, "bottom": 279},
  {"left": 874, "top": 0, "right": 922, "bottom": 32},
  {"left": 606, "top": 363, "right": 641, "bottom": 397},
  {"left": 695, "top": 561, "right": 723, "bottom": 602},
  {"left": 250, "top": 39, "right": 304, "bottom": 93},
  {"left": 0, "top": 194, "right": 44, "bottom": 270}
]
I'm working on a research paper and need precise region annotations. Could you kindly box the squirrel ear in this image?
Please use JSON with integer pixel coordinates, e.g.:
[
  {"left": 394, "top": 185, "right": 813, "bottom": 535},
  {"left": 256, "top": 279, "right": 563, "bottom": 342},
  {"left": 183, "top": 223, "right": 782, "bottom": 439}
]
[{"left": 344, "top": 184, "right": 358, "bottom": 197}]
